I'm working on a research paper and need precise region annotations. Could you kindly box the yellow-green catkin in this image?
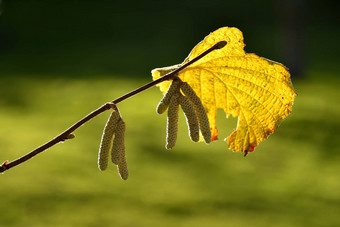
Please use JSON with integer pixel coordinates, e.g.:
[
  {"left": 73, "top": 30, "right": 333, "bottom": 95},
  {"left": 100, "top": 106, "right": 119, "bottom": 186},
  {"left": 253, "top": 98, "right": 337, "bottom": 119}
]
[
  {"left": 111, "top": 118, "right": 124, "bottom": 165},
  {"left": 98, "top": 110, "right": 120, "bottom": 171},
  {"left": 156, "top": 79, "right": 181, "bottom": 114},
  {"left": 179, "top": 94, "right": 200, "bottom": 142},
  {"left": 166, "top": 93, "right": 180, "bottom": 149},
  {"left": 115, "top": 120, "right": 128, "bottom": 180},
  {"left": 180, "top": 82, "right": 211, "bottom": 144}
]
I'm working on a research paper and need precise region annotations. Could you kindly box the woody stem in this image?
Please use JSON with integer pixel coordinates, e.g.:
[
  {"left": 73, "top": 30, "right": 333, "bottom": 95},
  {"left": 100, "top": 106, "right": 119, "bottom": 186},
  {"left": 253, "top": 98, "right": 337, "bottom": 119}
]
[
  {"left": 0, "top": 41, "right": 226, "bottom": 173},
  {"left": 112, "top": 41, "right": 226, "bottom": 104}
]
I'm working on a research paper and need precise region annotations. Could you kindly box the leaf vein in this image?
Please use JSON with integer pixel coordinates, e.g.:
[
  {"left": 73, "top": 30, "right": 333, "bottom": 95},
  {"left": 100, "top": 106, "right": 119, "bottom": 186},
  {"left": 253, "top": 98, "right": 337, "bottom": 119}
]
[
  {"left": 198, "top": 67, "right": 287, "bottom": 108},
  {"left": 202, "top": 68, "right": 278, "bottom": 125}
]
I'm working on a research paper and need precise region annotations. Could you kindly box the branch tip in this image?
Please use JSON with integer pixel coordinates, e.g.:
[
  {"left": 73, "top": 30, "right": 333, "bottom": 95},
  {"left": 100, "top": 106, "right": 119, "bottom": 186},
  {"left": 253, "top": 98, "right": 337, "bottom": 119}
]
[
  {"left": 0, "top": 160, "right": 8, "bottom": 173},
  {"left": 214, "top": 41, "right": 227, "bottom": 49}
]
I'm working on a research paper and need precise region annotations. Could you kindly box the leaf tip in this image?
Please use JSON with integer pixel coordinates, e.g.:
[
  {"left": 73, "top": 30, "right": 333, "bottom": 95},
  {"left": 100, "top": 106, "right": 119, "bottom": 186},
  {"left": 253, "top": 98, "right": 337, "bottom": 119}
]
[
  {"left": 247, "top": 143, "right": 258, "bottom": 152},
  {"left": 211, "top": 128, "right": 218, "bottom": 141}
]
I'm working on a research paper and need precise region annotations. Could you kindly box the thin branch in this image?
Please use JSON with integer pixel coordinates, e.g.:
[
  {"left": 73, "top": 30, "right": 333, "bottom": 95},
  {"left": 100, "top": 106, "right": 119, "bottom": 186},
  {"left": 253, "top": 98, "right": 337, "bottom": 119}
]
[
  {"left": 0, "top": 103, "right": 113, "bottom": 173},
  {"left": 112, "top": 41, "right": 227, "bottom": 104},
  {"left": 0, "top": 41, "right": 227, "bottom": 173}
]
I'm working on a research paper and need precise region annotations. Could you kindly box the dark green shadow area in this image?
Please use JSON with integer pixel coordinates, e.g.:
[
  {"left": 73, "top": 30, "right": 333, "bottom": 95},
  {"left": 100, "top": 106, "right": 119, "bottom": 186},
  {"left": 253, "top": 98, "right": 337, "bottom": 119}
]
[{"left": 1, "top": 0, "right": 339, "bottom": 78}]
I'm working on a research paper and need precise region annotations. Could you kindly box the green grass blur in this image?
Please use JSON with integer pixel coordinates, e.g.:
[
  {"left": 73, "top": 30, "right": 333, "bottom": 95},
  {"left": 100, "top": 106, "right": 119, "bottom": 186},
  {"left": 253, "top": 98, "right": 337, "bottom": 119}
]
[{"left": 0, "top": 71, "right": 339, "bottom": 226}]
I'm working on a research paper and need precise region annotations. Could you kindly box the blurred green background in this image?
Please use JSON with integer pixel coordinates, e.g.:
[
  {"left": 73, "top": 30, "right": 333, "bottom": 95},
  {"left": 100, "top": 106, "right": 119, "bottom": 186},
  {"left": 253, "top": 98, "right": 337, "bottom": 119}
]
[{"left": 1, "top": 0, "right": 339, "bottom": 226}]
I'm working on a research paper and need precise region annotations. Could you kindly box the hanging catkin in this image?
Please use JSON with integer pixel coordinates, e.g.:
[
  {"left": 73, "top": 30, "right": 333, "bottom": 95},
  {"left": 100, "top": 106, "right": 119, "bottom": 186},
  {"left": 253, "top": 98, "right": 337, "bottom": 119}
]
[
  {"left": 115, "top": 119, "right": 128, "bottom": 180},
  {"left": 111, "top": 117, "right": 125, "bottom": 165},
  {"left": 98, "top": 110, "right": 120, "bottom": 171},
  {"left": 156, "top": 79, "right": 181, "bottom": 114},
  {"left": 166, "top": 93, "right": 180, "bottom": 149},
  {"left": 178, "top": 94, "right": 200, "bottom": 142},
  {"left": 180, "top": 82, "right": 211, "bottom": 144}
]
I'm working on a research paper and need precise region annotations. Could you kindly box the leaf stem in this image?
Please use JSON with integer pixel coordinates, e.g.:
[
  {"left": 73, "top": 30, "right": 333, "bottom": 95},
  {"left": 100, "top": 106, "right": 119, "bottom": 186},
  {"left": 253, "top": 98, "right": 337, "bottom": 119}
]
[{"left": 0, "top": 41, "right": 226, "bottom": 173}]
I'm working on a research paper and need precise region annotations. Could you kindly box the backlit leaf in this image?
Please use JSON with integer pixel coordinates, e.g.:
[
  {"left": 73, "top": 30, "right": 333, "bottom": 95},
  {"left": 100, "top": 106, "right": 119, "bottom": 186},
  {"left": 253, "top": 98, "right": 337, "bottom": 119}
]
[{"left": 152, "top": 27, "right": 296, "bottom": 154}]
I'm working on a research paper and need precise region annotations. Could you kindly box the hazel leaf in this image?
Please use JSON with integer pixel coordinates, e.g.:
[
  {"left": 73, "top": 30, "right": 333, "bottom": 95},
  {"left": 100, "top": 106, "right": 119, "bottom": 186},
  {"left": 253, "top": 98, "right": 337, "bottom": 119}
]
[{"left": 152, "top": 27, "right": 296, "bottom": 154}]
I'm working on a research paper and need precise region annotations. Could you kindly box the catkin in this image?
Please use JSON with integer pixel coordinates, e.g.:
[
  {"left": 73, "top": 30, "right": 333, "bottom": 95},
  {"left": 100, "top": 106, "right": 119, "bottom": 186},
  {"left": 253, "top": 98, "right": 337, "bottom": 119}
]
[
  {"left": 115, "top": 120, "right": 129, "bottom": 180},
  {"left": 111, "top": 118, "right": 125, "bottom": 165},
  {"left": 180, "top": 82, "right": 211, "bottom": 144},
  {"left": 166, "top": 93, "right": 180, "bottom": 149},
  {"left": 156, "top": 79, "right": 181, "bottom": 114},
  {"left": 98, "top": 110, "right": 120, "bottom": 171},
  {"left": 179, "top": 94, "right": 200, "bottom": 142}
]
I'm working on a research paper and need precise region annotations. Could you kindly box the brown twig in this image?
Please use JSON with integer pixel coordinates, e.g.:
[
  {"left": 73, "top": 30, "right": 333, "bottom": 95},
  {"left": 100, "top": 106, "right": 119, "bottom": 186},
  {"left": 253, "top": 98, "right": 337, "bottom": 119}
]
[{"left": 0, "top": 41, "right": 227, "bottom": 173}]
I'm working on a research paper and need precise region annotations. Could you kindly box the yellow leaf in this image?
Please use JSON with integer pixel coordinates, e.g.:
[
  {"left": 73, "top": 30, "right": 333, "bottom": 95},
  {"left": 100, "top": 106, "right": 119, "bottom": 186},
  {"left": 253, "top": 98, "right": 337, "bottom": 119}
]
[{"left": 152, "top": 27, "right": 296, "bottom": 154}]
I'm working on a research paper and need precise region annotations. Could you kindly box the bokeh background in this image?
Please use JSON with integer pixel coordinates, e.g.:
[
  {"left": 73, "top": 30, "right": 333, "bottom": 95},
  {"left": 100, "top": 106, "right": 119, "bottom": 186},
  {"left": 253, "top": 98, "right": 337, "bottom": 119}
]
[{"left": 1, "top": 0, "right": 339, "bottom": 226}]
